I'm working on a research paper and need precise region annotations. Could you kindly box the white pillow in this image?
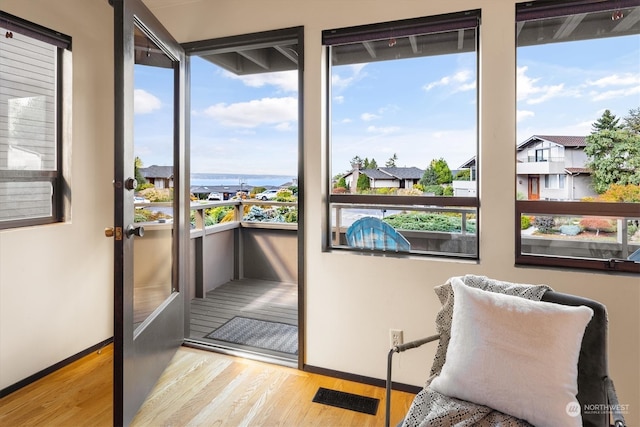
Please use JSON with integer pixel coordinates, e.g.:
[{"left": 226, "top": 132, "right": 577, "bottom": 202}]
[{"left": 430, "top": 278, "right": 593, "bottom": 427}]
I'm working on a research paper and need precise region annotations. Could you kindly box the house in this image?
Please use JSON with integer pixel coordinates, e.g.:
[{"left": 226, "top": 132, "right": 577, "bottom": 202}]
[
  {"left": 516, "top": 135, "right": 596, "bottom": 201},
  {"left": 452, "top": 157, "right": 477, "bottom": 197},
  {"left": 453, "top": 135, "right": 598, "bottom": 200},
  {"left": 139, "top": 165, "right": 174, "bottom": 189},
  {"left": 343, "top": 166, "right": 424, "bottom": 191},
  {"left": 1, "top": 2, "right": 637, "bottom": 427}
]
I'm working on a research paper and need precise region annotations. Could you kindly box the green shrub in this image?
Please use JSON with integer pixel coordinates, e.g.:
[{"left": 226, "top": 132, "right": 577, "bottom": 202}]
[
  {"left": 521, "top": 215, "right": 531, "bottom": 230},
  {"left": 424, "top": 185, "right": 444, "bottom": 196},
  {"left": 560, "top": 225, "right": 581, "bottom": 236},
  {"left": 251, "top": 186, "right": 267, "bottom": 197},
  {"left": 534, "top": 216, "right": 555, "bottom": 233},
  {"left": 383, "top": 212, "right": 476, "bottom": 233},
  {"left": 206, "top": 206, "right": 233, "bottom": 224}
]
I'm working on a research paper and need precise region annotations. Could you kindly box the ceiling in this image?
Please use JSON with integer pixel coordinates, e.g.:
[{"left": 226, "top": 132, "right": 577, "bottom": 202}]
[{"left": 135, "top": 3, "right": 639, "bottom": 75}]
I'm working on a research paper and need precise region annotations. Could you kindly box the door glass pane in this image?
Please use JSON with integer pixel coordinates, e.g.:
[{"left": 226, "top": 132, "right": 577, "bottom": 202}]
[{"left": 132, "top": 24, "right": 175, "bottom": 330}]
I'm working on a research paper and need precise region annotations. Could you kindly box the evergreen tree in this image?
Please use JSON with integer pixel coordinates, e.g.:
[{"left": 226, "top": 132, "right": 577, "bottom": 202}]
[
  {"left": 420, "top": 166, "right": 438, "bottom": 186},
  {"left": 385, "top": 153, "right": 398, "bottom": 168},
  {"left": 369, "top": 158, "right": 378, "bottom": 169},
  {"left": 591, "top": 109, "right": 622, "bottom": 132},
  {"left": 356, "top": 173, "right": 370, "bottom": 191}
]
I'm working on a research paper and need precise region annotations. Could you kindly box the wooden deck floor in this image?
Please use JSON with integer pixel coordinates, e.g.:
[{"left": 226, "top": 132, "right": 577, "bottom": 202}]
[{"left": 189, "top": 278, "right": 298, "bottom": 361}]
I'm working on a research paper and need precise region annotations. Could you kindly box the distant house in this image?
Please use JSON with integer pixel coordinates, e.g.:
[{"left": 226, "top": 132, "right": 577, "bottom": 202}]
[
  {"left": 516, "top": 135, "right": 596, "bottom": 200},
  {"left": 343, "top": 166, "right": 424, "bottom": 192},
  {"left": 452, "top": 135, "right": 598, "bottom": 200},
  {"left": 139, "top": 165, "right": 174, "bottom": 189},
  {"left": 452, "top": 157, "right": 477, "bottom": 197}
]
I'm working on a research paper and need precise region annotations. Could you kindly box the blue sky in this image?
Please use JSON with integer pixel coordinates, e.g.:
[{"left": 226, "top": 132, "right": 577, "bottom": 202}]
[{"left": 133, "top": 32, "right": 639, "bottom": 178}]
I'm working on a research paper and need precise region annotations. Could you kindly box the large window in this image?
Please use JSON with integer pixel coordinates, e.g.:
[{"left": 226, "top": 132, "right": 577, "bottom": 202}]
[
  {"left": 515, "top": 0, "right": 640, "bottom": 273},
  {"left": 323, "top": 11, "right": 480, "bottom": 258},
  {"left": 0, "top": 12, "right": 71, "bottom": 229}
]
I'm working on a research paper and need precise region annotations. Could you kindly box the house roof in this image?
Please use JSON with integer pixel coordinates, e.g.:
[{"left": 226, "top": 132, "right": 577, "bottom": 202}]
[
  {"left": 140, "top": 165, "right": 174, "bottom": 179},
  {"left": 458, "top": 156, "right": 476, "bottom": 169},
  {"left": 565, "top": 167, "right": 591, "bottom": 174},
  {"left": 345, "top": 166, "right": 425, "bottom": 180},
  {"left": 379, "top": 167, "right": 424, "bottom": 179},
  {"left": 518, "top": 135, "right": 586, "bottom": 150}
]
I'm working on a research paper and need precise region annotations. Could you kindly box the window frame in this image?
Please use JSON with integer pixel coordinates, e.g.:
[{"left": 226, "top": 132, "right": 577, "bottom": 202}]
[
  {"left": 323, "top": 10, "right": 481, "bottom": 260},
  {"left": 0, "top": 11, "right": 71, "bottom": 230},
  {"left": 515, "top": 0, "right": 640, "bottom": 274}
]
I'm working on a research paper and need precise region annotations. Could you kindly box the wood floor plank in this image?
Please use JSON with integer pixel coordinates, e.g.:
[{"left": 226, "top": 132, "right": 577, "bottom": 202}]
[{"left": 1, "top": 345, "right": 416, "bottom": 427}]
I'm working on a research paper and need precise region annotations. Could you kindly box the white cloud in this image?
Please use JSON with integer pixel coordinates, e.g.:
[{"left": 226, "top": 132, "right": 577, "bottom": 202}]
[
  {"left": 517, "top": 110, "right": 535, "bottom": 122},
  {"left": 590, "top": 85, "right": 640, "bottom": 101},
  {"left": 332, "top": 64, "right": 368, "bottom": 91},
  {"left": 134, "top": 89, "right": 162, "bottom": 114},
  {"left": 587, "top": 73, "right": 640, "bottom": 88},
  {"left": 423, "top": 70, "right": 474, "bottom": 92},
  {"left": 203, "top": 97, "right": 297, "bottom": 128},
  {"left": 517, "top": 66, "right": 566, "bottom": 105},
  {"left": 334, "top": 95, "right": 345, "bottom": 104},
  {"left": 223, "top": 70, "right": 298, "bottom": 93},
  {"left": 361, "top": 112, "right": 380, "bottom": 122},
  {"left": 366, "top": 125, "right": 399, "bottom": 134}
]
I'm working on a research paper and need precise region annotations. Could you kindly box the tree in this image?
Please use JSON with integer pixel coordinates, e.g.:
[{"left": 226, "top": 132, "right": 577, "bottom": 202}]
[
  {"left": 584, "top": 129, "right": 640, "bottom": 193},
  {"left": 591, "top": 109, "right": 622, "bottom": 132},
  {"left": 369, "top": 158, "right": 378, "bottom": 169},
  {"left": 419, "top": 166, "right": 438, "bottom": 186},
  {"left": 336, "top": 176, "right": 348, "bottom": 189},
  {"left": 430, "top": 158, "right": 453, "bottom": 184},
  {"left": 134, "top": 156, "right": 147, "bottom": 191},
  {"left": 350, "top": 155, "right": 363, "bottom": 169},
  {"left": 455, "top": 169, "right": 471, "bottom": 180},
  {"left": 623, "top": 107, "right": 640, "bottom": 135},
  {"left": 385, "top": 153, "right": 398, "bottom": 167},
  {"left": 356, "top": 173, "right": 370, "bottom": 191},
  {"left": 420, "top": 158, "right": 452, "bottom": 186}
]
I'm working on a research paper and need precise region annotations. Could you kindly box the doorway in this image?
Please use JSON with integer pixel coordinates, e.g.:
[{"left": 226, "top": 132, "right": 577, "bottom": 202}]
[
  {"left": 528, "top": 176, "right": 540, "bottom": 200},
  {"left": 182, "top": 28, "right": 304, "bottom": 367}
]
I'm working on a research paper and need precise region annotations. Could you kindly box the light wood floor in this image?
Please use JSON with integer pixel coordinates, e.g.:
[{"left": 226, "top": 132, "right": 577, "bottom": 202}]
[{"left": 0, "top": 344, "right": 417, "bottom": 427}]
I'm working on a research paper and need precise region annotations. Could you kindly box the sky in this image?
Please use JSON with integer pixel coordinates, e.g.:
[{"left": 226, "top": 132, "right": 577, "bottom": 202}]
[{"left": 133, "top": 28, "right": 639, "bottom": 179}]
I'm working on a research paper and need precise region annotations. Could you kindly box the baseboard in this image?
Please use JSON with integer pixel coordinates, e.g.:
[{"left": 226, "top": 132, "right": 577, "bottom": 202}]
[
  {"left": 303, "top": 364, "right": 422, "bottom": 394},
  {"left": 0, "top": 337, "right": 113, "bottom": 399}
]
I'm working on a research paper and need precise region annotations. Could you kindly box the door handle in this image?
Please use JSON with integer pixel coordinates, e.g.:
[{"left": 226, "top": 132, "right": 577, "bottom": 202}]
[{"left": 126, "top": 224, "right": 144, "bottom": 238}]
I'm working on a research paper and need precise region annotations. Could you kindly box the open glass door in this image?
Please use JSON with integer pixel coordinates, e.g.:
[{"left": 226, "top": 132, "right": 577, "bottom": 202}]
[{"left": 112, "top": 0, "right": 187, "bottom": 425}]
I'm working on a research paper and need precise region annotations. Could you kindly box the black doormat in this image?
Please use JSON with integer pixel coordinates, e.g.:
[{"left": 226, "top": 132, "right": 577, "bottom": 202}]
[
  {"left": 205, "top": 316, "right": 298, "bottom": 355},
  {"left": 312, "top": 387, "right": 379, "bottom": 415}
]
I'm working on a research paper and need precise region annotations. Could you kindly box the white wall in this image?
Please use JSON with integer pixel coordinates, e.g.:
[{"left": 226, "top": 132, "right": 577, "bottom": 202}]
[
  {"left": 0, "top": 0, "right": 114, "bottom": 390},
  {"left": 149, "top": 1, "right": 639, "bottom": 424},
  {"left": 0, "top": 1, "right": 637, "bottom": 425}
]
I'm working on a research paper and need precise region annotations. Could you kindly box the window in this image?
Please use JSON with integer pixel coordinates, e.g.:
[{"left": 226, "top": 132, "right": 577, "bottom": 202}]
[
  {"left": 544, "top": 174, "right": 566, "bottom": 190},
  {"left": 515, "top": 0, "right": 640, "bottom": 273},
  {"left": 0, "top": 12, "right": 71, "bottom": 229},
  {"left": 323, "top": 11, "right": 480, "bottom": 258}
]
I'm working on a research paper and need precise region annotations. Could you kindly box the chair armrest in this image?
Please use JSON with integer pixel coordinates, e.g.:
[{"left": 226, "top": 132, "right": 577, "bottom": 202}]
[
  {"left": 385, "top": 334, "right": 440, "bottom": 427},
  {"left": 605, "top": 377, "right": 626, "bottom": 427}
]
